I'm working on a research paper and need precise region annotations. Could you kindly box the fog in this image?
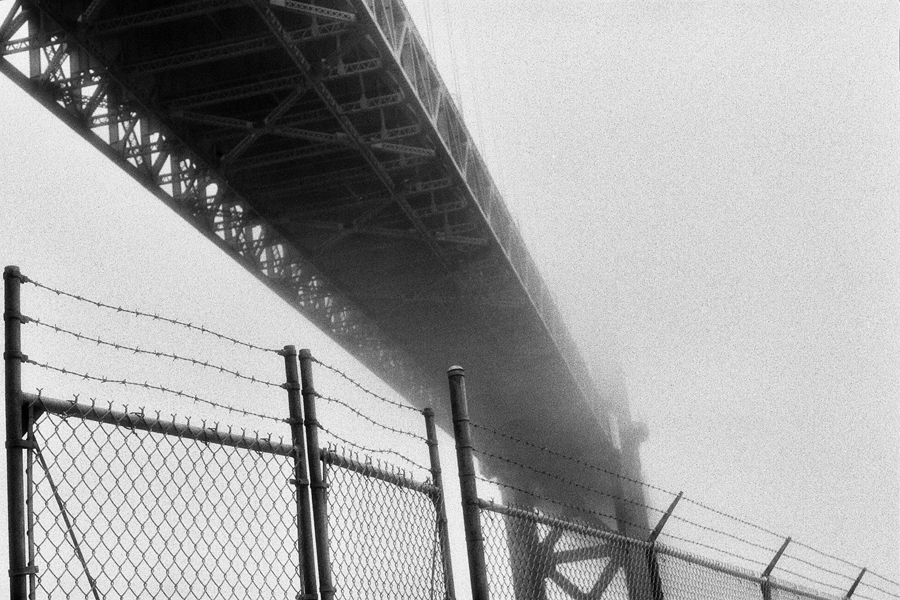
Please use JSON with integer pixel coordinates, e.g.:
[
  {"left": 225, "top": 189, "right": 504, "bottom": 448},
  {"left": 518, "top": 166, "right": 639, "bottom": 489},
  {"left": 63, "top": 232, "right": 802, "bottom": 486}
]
[{"left": 0, "top": 0, "right": 898, "bottom": 589}]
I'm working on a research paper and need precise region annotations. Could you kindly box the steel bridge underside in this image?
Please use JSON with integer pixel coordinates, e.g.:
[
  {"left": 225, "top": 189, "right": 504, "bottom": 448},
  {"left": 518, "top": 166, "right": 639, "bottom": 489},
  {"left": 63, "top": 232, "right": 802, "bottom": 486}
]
[{"left": 1, "top": 0, "right": 647, "bottom": 535}]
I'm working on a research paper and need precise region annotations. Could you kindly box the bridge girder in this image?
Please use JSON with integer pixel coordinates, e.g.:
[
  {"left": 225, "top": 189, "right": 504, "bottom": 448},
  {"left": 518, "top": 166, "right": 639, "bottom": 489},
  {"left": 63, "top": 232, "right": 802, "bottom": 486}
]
[{"left": 0, "top": 3, "right": 650, "bottom": 566}]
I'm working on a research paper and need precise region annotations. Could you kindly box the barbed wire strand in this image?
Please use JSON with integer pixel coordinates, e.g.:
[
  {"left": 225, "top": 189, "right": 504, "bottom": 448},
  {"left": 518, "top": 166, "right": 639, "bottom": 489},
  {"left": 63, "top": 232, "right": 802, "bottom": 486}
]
[
  {"left": 865, "top": 572, "right": 900, "bottom": 589},
  {"left": 472, "top": 447, "right": 665, "bottom": 515},
  {"left": 656, "top": 531, "right": 769, "bottom": 569},
  {"left": 22, "top": 276, "right": 280, "bottom": 354},
  {"left": 316, "top": 422, "right": 430, "bottom": 475},
  {"left": 782, "top": 552, "right": 857, "bottom": 583},
  {"left": 680, "top": 495, "right": 783, "bottom": 539},
  {"left": 470, "top": 421, "right": 676, "bottom": 497},
  {"left": 25, "top": 359, "right": 283, "bottom": 423},
  {"left": 774, "top": 564, "right": 856, "bottom": 595},
  {"left": 473, "top": 474, "right": 650, "bottom": 535},
  {"left": 790, "top": 538, "right": 900, "bottom": 590},
  {"left": 679, "top": 498, "right": 900, "bottom": 592},
  {"left": 856, "top": 580, "right": 900, "bottom": 599},
  {"left": 26, "top": 317, "right": 281, "bottom": 389},
  {"left": 311, "top": 357, "right": 419, "bottom": 413},
  {"left": 316, "top": 394, "right": 426, "bottom": 442},
  {"left": 470, "top": 420, "right": 883, "bottom": 579},
  {"left": 472, "top": 446, "right": 779, "bottom": 556}
]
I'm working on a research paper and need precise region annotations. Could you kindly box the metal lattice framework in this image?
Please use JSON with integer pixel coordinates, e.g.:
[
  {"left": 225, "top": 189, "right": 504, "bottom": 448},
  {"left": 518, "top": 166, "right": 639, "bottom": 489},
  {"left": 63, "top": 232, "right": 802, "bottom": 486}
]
[{"left": 0, "top": 0, "right": 649, "bottom": 532}]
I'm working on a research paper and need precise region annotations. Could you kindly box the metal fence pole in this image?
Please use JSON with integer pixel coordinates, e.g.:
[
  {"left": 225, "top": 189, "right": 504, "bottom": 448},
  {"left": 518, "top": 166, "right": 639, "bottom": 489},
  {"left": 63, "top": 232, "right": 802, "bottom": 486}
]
[
  {"left": 645, "top": 491, "right": 682, "bottom": 600},
  {"left": 5, "top": 265, "right": 29, "bottom": 600},
  {"left": 760, "top": 537, "right": 791, "bottom": 600},
  {"left": 447, "top": 366, "right": 489, "bottom": 600},
  {"left": 845, "top": 568, "right": 866, "bottom": 599},
  {"left": 282, "top": 345, "right": 318, "bottom": 600},
  {"left": 423, "top": 407, "right": 457, "bottom": 600},
  {"left": 298, "top": 349, "right": 335, "bottom": 600}
]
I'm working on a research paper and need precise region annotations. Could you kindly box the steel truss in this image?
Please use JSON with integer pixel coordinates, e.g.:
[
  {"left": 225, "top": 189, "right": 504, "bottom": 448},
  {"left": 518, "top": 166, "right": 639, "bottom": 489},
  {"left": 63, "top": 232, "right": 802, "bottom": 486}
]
[{"left": 1, "top": 2, "right": 648, "bottom": 558}]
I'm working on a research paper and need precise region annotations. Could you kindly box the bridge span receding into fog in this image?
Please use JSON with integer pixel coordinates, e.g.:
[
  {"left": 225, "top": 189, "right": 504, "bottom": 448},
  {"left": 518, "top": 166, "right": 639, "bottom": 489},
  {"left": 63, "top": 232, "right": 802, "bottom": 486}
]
[{"left": 0, "top": 0, "right": 649, "bottom": 534}]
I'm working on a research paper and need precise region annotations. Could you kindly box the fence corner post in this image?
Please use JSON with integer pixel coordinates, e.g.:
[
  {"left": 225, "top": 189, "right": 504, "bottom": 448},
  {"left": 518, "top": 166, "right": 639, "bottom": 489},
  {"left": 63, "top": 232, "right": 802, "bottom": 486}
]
[
  {"left": 423, "top": 407, "right": 457, "bottom": 600},
  {"left": 447, "top": 366, "right": 489, "bottom": 600},
  {"left": 281, "top": 344, "right": 318, "bottom": 600},
  {"left": 298, "top": 349, "right": 334, "bottom": 600},
  {"left": 5, "top": 265, "right": 28, "bottom": 600}
]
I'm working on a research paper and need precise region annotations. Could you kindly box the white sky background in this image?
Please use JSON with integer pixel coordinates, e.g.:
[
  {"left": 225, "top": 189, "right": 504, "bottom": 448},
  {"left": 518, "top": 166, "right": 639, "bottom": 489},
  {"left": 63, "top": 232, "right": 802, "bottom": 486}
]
[{"left": 0, "top": 0, "right": 898, "bottom": 594}]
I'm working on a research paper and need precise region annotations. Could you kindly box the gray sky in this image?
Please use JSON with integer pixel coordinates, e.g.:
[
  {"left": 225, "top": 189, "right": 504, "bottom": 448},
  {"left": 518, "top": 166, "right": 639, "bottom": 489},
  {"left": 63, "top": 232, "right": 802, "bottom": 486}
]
[
  {"left": 401, "top": 0, "right": 900, "bottom": 584},
  {"left": 1, "top": 0, "right": 898, "bottom": 593}
]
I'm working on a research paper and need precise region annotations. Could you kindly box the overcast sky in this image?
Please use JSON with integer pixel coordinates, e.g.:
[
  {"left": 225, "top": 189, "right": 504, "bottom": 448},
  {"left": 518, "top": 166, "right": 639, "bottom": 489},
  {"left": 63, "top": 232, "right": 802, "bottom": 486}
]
[{"left": 1, "top": 0, "right": 898, "bottom": 594}]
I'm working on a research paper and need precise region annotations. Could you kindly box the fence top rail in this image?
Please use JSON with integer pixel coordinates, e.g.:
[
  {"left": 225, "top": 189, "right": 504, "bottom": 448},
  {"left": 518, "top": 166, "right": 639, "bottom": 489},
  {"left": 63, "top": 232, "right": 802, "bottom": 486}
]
[
  {"left": 477, "top": 497, "right": 630, "bottom": 544},
  {"left": 321, "top": 448, "right": 438, "bottom": 498},
  {"left": 766, "top": 577, "right": 844, "bottom": 600},
  {"left": 23, "top": 392, "right": 293, "bottom": 457},
  {"left": 478, "top": 497, "right": 842, "bottom": 600}
]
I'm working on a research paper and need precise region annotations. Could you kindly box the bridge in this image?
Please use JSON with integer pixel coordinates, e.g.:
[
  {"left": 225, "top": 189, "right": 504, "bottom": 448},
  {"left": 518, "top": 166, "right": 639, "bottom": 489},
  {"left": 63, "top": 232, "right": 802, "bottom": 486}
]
[
  {"left": 4, "top": 4, "right": 898, "bottom": 600},
  {"left": 0, "top": 0, "right": 649, "bottom": 535}
]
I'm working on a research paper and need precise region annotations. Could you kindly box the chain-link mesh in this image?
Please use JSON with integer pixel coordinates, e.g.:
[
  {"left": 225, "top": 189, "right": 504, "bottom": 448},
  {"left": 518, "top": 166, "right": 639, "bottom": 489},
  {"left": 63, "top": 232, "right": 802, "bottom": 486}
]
[
  {"left": 27, "top": 401, "right": 301, "bottom": 600},
  {"left": 479, "top": 502, "right": 846, "bottom": 600},
  {"left": 323, "top": 450, "right": 447, "bottom": 600}
]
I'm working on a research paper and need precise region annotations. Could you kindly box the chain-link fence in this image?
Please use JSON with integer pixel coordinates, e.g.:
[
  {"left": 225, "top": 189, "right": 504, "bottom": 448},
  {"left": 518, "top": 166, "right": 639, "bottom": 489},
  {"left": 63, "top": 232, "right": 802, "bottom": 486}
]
[
  {"left": 323, "top": 449, "right": 448, "bottom": 599},
  {"left": 21, "top": 395, "right": 452, "bottom": 600},
  {"left": 478, "top": 500, "right": 847, "bottom": 600},
  {"left": 25, "top": 395, "right": 299, "bottom": 600}
]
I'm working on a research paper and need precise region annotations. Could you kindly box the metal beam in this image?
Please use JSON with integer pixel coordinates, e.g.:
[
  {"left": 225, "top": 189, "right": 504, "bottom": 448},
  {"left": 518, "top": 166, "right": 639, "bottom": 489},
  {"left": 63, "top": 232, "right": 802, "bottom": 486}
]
[
  {"left": 92, "top": 0, "right": 245, "bottom": 34},
  {"left": 270, "top": 0, "right": 356, "bottom": 23},
  {"left": 250, "top": 1, "right": 451, "bottom": 267}
]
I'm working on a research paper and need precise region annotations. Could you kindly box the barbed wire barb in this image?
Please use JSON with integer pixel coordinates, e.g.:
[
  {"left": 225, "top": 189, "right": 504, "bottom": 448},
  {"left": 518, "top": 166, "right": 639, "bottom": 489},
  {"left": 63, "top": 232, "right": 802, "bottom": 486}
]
[
  {"left": 23, "top": 277, "right": 280, "bottom": 354},
  {"left": 24, "top": 358, "right": 282, "bottom": 423},
  {"left": 311, "top": 357, "right": 419, "bottom": 413},
  {"left": 316, "top": 422, "right": 430, "bottom": 476},
  {"left": 25, "top": 316, "right": 281, "bottom": 389}
]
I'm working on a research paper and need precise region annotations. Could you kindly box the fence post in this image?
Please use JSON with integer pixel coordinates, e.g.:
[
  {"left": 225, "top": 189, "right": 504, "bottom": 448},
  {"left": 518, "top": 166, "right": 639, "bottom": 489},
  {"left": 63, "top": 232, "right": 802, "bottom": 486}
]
[
  {"left": 282, "top": 345, "right": 318, "bottom": 599},
  {"left": 447, "top": 366, "right": 489, "bottom": 600},
  {"left": 760, "top": 537, "right": 791, "bottom": 600},
  {"left": 845, "top": 568, "right": 866, "bottom": 599},
  {"left": 645, "top": 491, "right": 682, "bottom": 600},
  {"left": 298, "top": 349, "right": 335, "bottom": 600},
  {"left": 423, "top": 407, "right": 457, "bottom": 600},
  {"left": 5, "top": 266, "right": 29, "bottom": 600}
]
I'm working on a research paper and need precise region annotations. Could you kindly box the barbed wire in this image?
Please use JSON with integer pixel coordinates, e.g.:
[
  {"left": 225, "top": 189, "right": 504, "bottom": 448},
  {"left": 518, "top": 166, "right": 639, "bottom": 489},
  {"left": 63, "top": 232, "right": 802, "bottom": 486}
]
[
  {"left": 24, "top": 358, "right": 283, "bottom": 423},
  {"left": 790, "top": 538, "right": 900, "bottom": 590},
  {"left": 473, "top": 474, "right": 649, "bottom": 534},
  {"left": 656, "top": 530, "right": 769, "bottom": 569},
  {"left": 472, "top": 446, "right": 780, "bottom": 557},
  {"left": 865, "top": 571, "right": 900, "bottom": 590},
  {"left": 470, "top": 420, "right": 677, "bottom": 497},
  {"left": 315, "top": 422, "right": 431, "bottom": 476},
  {"left": 681, "top": 496, "right": 900, "bottom": 592},
  {"left": 680, "top": 495, "right": 783, "bottom": 539},
  {"left": 316, "top": 394, "right": 426, "bottom": 442},
  {"left": 23, "top": 276, "right": 280, "bottom": 354},
  {"left": 311, "top": 357, "right": 420, "bottom": 412},
  {"left": 774, "top": 564, "right": 854, "bottom": 595},
  {"left": 470, "top": 422, "right": 890, "bottom": 587},
  {"left": 856, "top": 580, "right": 900, "bottom": 599},
  {"left": 26, "top": 316, "right": 281, "bottom": 389},
  {"left": 782, "top": 551, "right": 856, "bottom": 583},
  {"left": 472, "top": 447, "right": 665, "bottom": 515}
]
